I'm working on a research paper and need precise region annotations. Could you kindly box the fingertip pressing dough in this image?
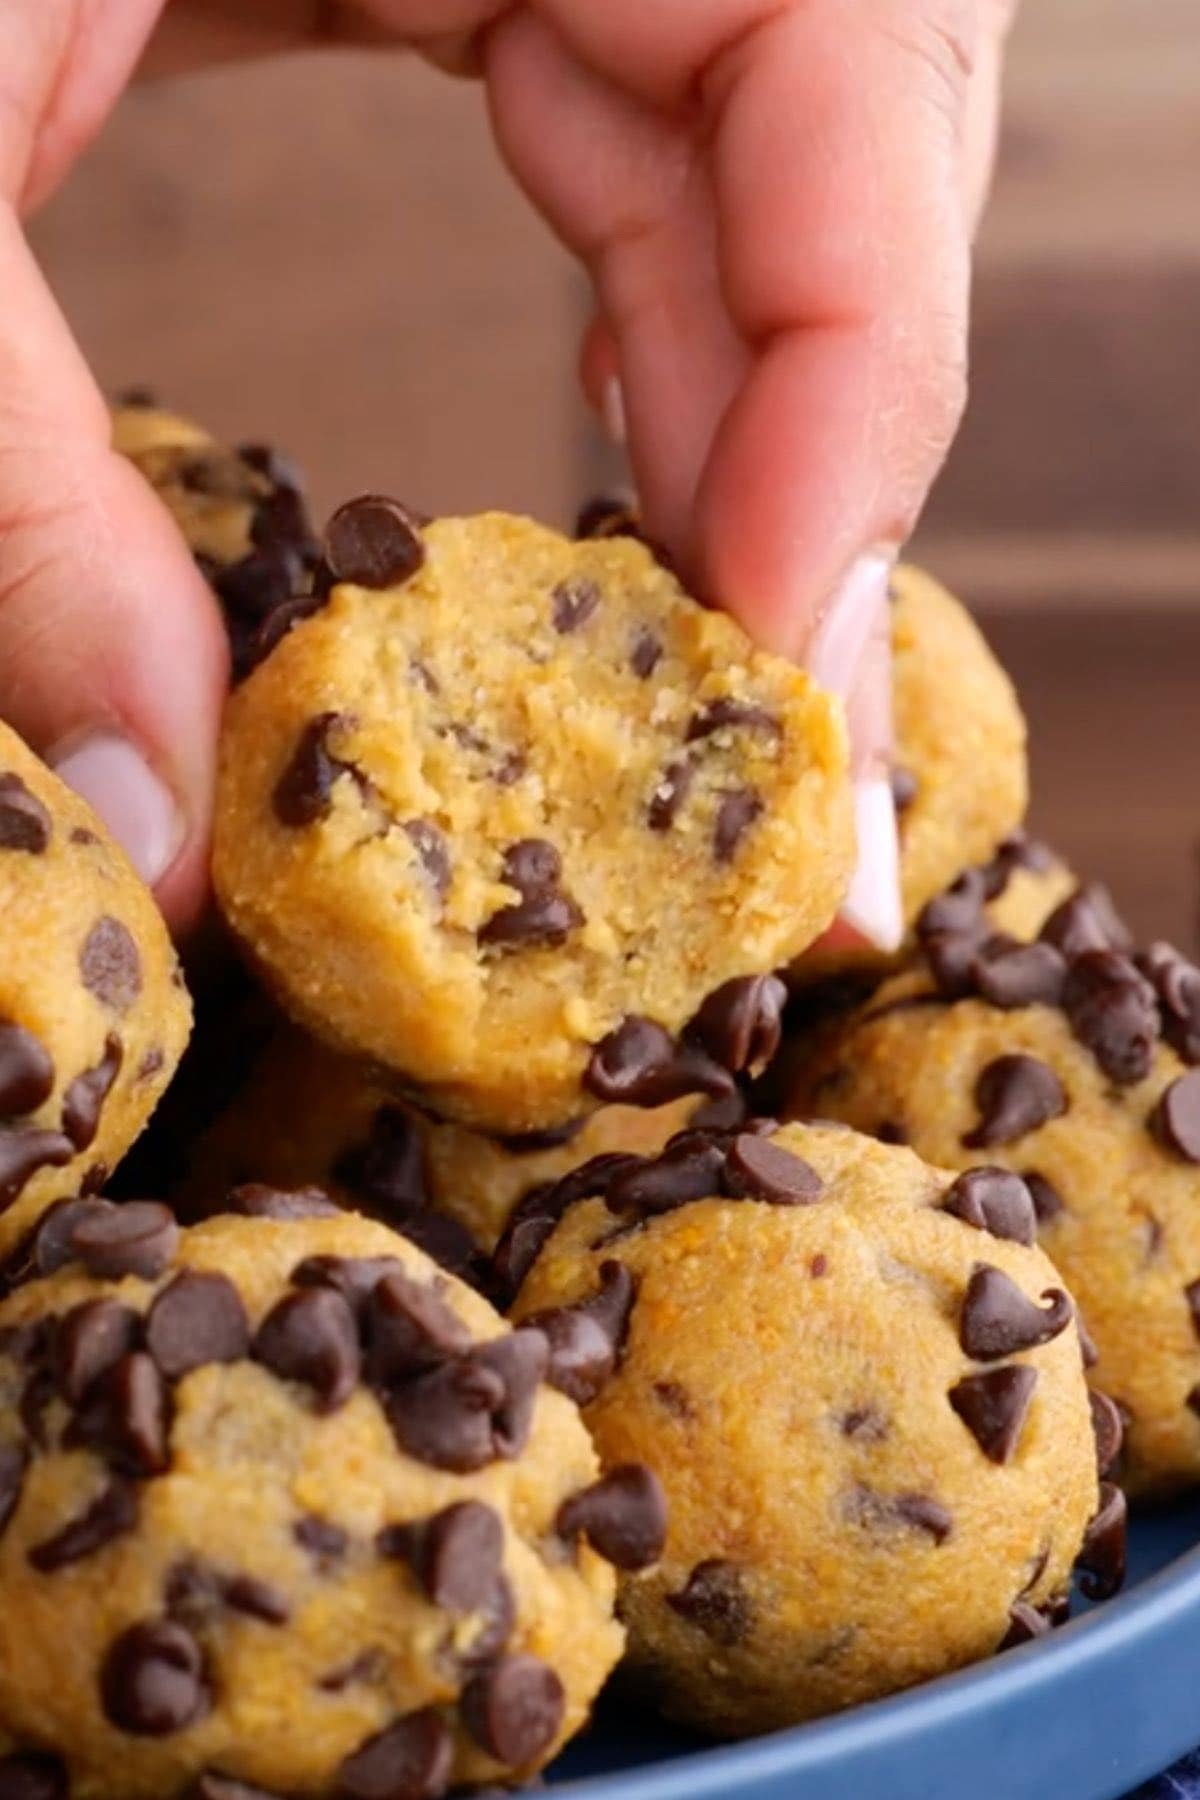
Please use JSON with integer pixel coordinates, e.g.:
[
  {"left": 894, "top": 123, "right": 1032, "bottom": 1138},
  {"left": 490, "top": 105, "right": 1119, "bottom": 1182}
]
[
  {"left": 0, "top": 724, "right": 190, "bottom": 1269},
  {"left": 213, "top": 501, "right": 853, "bottom": 1132},
  {"left": 0, "top": 1203, "right": 650, "bottom": 1798},
  {"left": 510, "top": 1120, "right": 1107, "bottom": 1735}
]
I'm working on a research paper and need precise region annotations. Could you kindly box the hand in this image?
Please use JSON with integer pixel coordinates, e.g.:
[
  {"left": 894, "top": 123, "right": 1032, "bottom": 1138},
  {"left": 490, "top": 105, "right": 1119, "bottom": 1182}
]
[{"left": 0, "top": 1, "right": 1015, "bottom": 943}]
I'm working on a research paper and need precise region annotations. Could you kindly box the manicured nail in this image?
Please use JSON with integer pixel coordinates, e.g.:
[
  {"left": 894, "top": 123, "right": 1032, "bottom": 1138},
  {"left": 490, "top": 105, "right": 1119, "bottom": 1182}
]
[
  {"left": 806, "top": 551, "right": 895, "bottom": 700},
  {"left": 50, "top": 732, "right": 183, "bottom": 888},
  {"left": 839, "top": 774, "right": 904, "bottom": 953},
  {"left": 602, "top": 376, "right": 627, "bottom": 445}
]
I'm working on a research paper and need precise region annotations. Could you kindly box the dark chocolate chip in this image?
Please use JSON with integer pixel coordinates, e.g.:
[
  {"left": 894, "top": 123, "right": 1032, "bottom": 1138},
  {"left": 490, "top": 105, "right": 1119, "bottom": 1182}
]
[
  {"left": 333, "top": 1106, "right": 428, "bottom": 1223},
  {"left": 403, "top": 820, "right": 451, "bottom": 901},
  {"left": 228, "top": 1184, "right": 342, "bottom": 1221},
  {"left": 1090, "top": 1390, "right": 1124, "bottom": 1477},
  {"left": 689, "top": 1088, "right": 750, "bottom": 1132},
  {"left": 364, "top": 1270, "right": 472, "bottom": 1386},
  {"left": 456, "top": 1574, "right": 517, "bottom": 1672},
  {"left": 55, "top": 1298, "right": 142, "bottom": 1403},
  {"left": 324, "top": 495, "right": 425, "bottom": 590},
  {"left": 478, "top": 840, "right": 583, "bottom": 950},
  {"left": 61, "top": 1034, "right": 123, "bottom": 1151},
  {"left": 317, "top": 1650, "right": 384, "bottom": 1695},
  {"left": 28, "top": 1477, "right": 138, "bottom": 1571},
  {"left": 397, "top": 1213, "right": 489, "bottom": 1292},
  {"left": 253, "top": 1288, "right": 360, "bottom": 1412},
  {"left": 1076, "top": 1482, "right": 1127, "bottom": 1601},
  {"left": 223, "top": 1574, "right": 291, "bottom": 1624},
  {"left": 948, "top": 1365, "right": 1037, "bottom": 1464},
  {"left": 890, "top": 765, "right": 918, "bottom": 813},
  {"left": 146, "top": 1273, "right": 250, "bottom": 1380},
  {"left": 67, "top": 1352, "right": 171, "bottom": 1477},
  {"left": 584, "top": 1015, "right": 735, "bottom": 1109},
  {"left": 0, "top": 1021, "right": 55, "bottom": 1117},
  {"left": 647, "top": 756, "right": 695, "bottom": 831},
  {"left": 0, "top": 774, "right": 51, "bottom": 854},
  {"left": 605, "top": 1138, "right": 724, "bottom": 1216},
  {"left": 685, "top": 699, "right": 780, "bottom": 742},
  {"left": 522, "top": 1260, "right": 636, "bottom": 1404},
  {"left": 1040, "top": 884, "right": 1131, "bottom": 959},
  {"left": 0, "top": 1129, "right": 74, "bottom": 1211},
  {"left": 1139, "top": 941, "right": 1200, "bottom": 1064},
  {"left": 668, "top": 1559, "right": 754, "bottom": 1643},
  {"left": 385, "top": 1328, "right": 547, "bottom": 1473},
  {"left": 1024, "top": 1172, "right": 1066, "bottom": 1224},
  {"left": 293, "top": 1515, "right": 347, "bottom": 1567},
  {"left": 272, "top": 713, "right": 355, "bottom": 828},
  {"left": 1062, "top": 950, "right": 1159, "bottom": 1085},
  {"left": 917, "top": 868, "right": 987, "bottom": 939},
  {"left": 337, "top": 1710, "right": 453, "bottom": 1800},
  {"left": 100, "top": 1618, "right": 210, "bottom": 1736},
  {"left": 557, "top": 1464, "right": 666, "bottom": 1570},
  {"left": 723, "top": 1133, "right": 824, "bottom": 1205},
  {"left": 964, "top": 1055, "right": 1067, "bottom": 1149},
  {"left": 713, "top": 787, "right": 763, "bottom": 863},
  {"left": 0, "top": 1440, "right": 29, "bottom": 1539},
  {"left": 69, "top": 1201, "right": 179, "bottom": 1280},
  {"left": 242, "top": 593, "right": 325, "bottom": 674},
  {"left": 551, "top": 578, "right": 600, "bottom": 633},
  {"left": 1152, "top": 1071, "right": 1200, "bottom": 1163},
  {"left": 959, "top": 1265, "right": 1073, "bottom": 1361},
  {"left": 79, "top": 917, "right": 141, "bottom": 1012},
  {"left": 971, "top": 941, "right": 1067, "bottom": 1010},
  {"left": 941, "top": 1169, "right": 1037, "bottom": 1246},
  {"left": 838, "top": 1405, "right": 888, "bottom": 1443},
  {"left": 380, "top": 1499, "right": 503, "bottom": 1611},
  {"left": 292, "top": 1255, "right": 403, "bottom": 1315},
  {"left": 461, "top": 1654, "right": 565, "bottom": 1767},
  {"left": 999, "top": 1600, "right": 1059, "bottom": 1651},
  {"left": 0, "top": 1753, "right": 68, "bottom": 1800},
  {"left": 843, "top": 1485, "right": 954, "bottom": 1544},
  {"left": 687, "top": 973, "right": 787, "bottom": 1077},
  {"left": 630, "top": 628, "right": 663, "bottom": 678}
]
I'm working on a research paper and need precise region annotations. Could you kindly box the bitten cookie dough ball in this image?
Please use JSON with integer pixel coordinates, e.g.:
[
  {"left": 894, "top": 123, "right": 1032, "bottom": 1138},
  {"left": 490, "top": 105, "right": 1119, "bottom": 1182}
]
[
  {"left": 511, "top": 1121, "right": 1108, "bottom": 1736},
  {"left": 0, "top": 724, "right": 190, "bottom": 1268},
  {"left": 213, "top": 500, "right": 851, "bottom": 1132},
  {"left": 784, "top": 876, "right": 1200, "bottom": 1495},
  {"left": 0, "top": 1201, "right": 649, "bottom": 1798}
]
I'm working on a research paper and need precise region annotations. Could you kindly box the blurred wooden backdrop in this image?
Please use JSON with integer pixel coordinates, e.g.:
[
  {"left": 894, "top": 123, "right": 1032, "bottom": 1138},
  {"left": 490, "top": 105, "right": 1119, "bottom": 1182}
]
[{"left": 29, "top": 1, "right": 1200, "bottom": 947}]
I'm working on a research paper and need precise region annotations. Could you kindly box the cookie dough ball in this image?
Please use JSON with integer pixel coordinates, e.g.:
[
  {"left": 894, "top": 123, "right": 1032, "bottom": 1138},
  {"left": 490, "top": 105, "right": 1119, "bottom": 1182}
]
[
  {"left": 213, "top": 501, "right": 852, "bottom": 1132},
  {"left": 784, "top": 878, "right": 1200, "bottom": 1494},
  {"left": 0, "top": 1201, "right": 644, "bottom": 1798},
  {"left": 0, "top": 724, "right": 190, "bottom": 1268},
  {"left": 511, "top": 1121, "right": 1106, "bottom": 1735}
]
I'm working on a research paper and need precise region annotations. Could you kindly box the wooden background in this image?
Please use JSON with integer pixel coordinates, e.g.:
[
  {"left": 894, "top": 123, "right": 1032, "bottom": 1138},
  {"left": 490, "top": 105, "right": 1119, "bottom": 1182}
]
[{"left": 28, "top": 1, "right": 1200, "bottom": 948}]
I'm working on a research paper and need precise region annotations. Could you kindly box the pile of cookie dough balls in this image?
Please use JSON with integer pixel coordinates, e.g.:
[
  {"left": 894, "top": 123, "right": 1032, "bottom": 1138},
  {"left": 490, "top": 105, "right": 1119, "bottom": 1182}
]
[{"left": 0, "top": 394, "right": 1167, "bottom": 1792}]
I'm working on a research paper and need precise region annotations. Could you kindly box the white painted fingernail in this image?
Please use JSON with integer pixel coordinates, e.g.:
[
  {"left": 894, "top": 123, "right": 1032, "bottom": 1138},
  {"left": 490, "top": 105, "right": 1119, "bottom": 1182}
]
[
  {"left": 50, "top": 732, "right": 183, "bottom": 888},
  {"left": 807, "top": 551, "right": 895, "bottom": 699},
  {"left": 839, "top": 774, "right": 904, "bottom": 953},
  {"left": 601, "top": 376, "right": 627, "bottom": 445}
]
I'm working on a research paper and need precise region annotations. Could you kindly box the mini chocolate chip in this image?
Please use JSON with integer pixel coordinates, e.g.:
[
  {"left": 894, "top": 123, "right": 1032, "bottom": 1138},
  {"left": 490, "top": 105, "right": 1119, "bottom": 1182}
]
[
  {"left": 685, "top": 699, "right": 781, "bottom": 742},
  {"left": 253, "top": 1288, "right": 360, "bottom": 1411},
  {"left": 292, "top": 1255, "right": 403, "bottom": 1315},
  {"left": 948, "top": 1365, "right": 1037, "bottom": 1464},
  {"left": 242, "top": 592, "right": 326, "bottom": 675},
  {"left": 28, "top": 1477, "right": 138, "bottom": 1571},
  {"left": 0, "top": 773, "right": 51, "bottom": 853},
  {"left": 333, "top": 1105, "right": 428, "bottom": 1223},
  {"left": 891, "top": 765, "right": 918, "bottom": 813},
  {"left": 223, "top": 1574, "right": 291, "bottom": 1624},
  {"left": 461, "top": 1654, "right": 565, "bottom": 1767},
  {"left": 1152, "top": 1072, "right": 1200, "bottom": 1163},
  {"left": 522, "top": 1260, "right": 636, "bottom": 1404},
  {"left": 364, "top": 1270, "right": 472, "bottom": 1386},
  {"left": 0, "top": 1440, "right": 28, "bottom": 1538},
  {"left": 686, "top": 973, "right": 787, "bottom": 1076},
  {"left": 723, "top": 1134, "right": 824, "bottom": 1205},
  {"left": 55, "top": 1299, "right": 142, "bottom": 1402},
  {"left": 647, "top": 755, "right": 695, "bottom": 830},
  {"left": 1090, "top": 1390, "right": 1124, "bottom": 1477},
  {"left": 403, "top": 819, "right": 451, "bottom": 901},
  {"left": 1062, "top": 950, "right": 1159, "bottom": 1084},
  {"left": 0, "top": 1021, "right": 55, "bottom": 1117},
  {"left": 0, "top": 1129, "right": 74, "bottom": 1211},
  {"left": 1076, "top": 1482, "right": 1127, "bottom": 1601},
  {"left": 1024, "top": 1172, "right": 1066, "bottom": 1224},
  {"left": 557, "top": 1464, "right": 667, "bottom": 1570},
  {"left": 478, "top": 839, "right": 583, "bottom": 950},
  {"left": 999, "top": 1600, "right": 1060, "bottom": 1651},
  {"left": 964, "top": 1055, "right": 1067, "bottom": 1149},
  {"left": 843, "top": 1485, "right": 954, "bottom": 1544},
  {"left": 585, "top": 1015, "right": 735, "bottom": 1108},
  {"left": 838, "top": 1405, "right": 888, "bottom": 1442},
  {"left": 381, "top": 1499, "right": 503, "bottom": 1611},
  {"left": 959, "top": 1265, "right": 1073, "bottom": 1360},
  {"left": 69, "top": 1201, "right": 179, "bottom": 1279},
  {"left": 337, "top": 1710, "right": 452, "bottom": 1800},
  {"left": 325, "top": 495, "right": 425, "bottom": 589},
  {"left": 1040, "top": 884, "right": 1131, "bottom": 959},
  {"left": 79, "top": 917, "right": 141, "bottom": 1012},
  {"left": 61, "top": 1034, "right": 123, "bottom": 1151},
  {"left": 318, "top": 1650, "right": 385, "bottom": 1695},
  {"left": 0, "top": 1753, "right": 68, "bottom": 1800},
  {"left": 606, "top": 1138, "right": 725, "bottom": 1216},
  {"left": 272, "top": 713, "right": 355, "bottom": 827},
  {"left": 551, "top": 578, "right": 600, "bottom": 632},
  {"left": 100, "top": 1618, "right": 210, "bottom": 1736},
  {"left": 924, "top": 930, "right": 989, "bottom": 1000},
  {"left": 668, "top": 1559, "right": 754, "bottom": 1644},
  {"left": 228, "top": 1183, "right": 342, "bottom": 1221},
  {"left": 654, "top": 1379, "right": 696, "bottom": 1420},
  {"left": 146, "top": 1273, "right": 250, "bottom": 1380},
  {"left": 397, "top": 1213, "right": 489, "bottom": 1291},
  {"left": 67, "top": 1352, "right": 171, "bottom": 1477},
  {"left": 293, "top": 1515, "right": 347, "bottom": 1566},
  {"left": 386, "top": 1328, "right": 547, "bottom": 1473},
  {"left": 713, "top": 787, "right": 763, "bottom": 863},
  {"left": 941, "top": 1169, "right": 1037, "bottom": 1246},
  {"left": 1139, "top": 941, "right": 1200, "bottom": 1064},
  {"left": 630, "top": 627, "right": 662, "bottom": 678},
  {"left": 971, "top": 940, "right": 1067, "bottom": 1009},
  {"left": 917, "top": 869, "right": 988, "bottom": 940}
]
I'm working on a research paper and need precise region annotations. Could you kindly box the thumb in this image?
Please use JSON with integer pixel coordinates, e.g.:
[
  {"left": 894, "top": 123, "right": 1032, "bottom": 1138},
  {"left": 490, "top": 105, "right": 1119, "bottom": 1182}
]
[{"left": 0, "top": 205, "right": 228, "bottom": 929}]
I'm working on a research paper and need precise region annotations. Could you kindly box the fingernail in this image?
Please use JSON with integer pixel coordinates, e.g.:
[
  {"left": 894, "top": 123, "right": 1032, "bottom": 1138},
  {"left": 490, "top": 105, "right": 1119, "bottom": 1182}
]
[
  {"left": 806, "top": 551, "right": 895, "bottom": 699},
  {"left": 839, "top": 774, "right": 904, "bottom": 953},
  {"left": 50, "top": 732, "right": 184, "bottom": 888},
  {"left": 601, "top": 376, "right": 627, "bottom": 446}
]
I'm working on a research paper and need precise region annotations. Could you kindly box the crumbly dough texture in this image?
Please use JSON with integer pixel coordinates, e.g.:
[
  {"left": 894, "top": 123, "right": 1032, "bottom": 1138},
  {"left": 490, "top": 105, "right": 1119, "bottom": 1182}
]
[
  {"left": 0, "top": 1208, "right": 623, "bottom": 1798},
  {"left": 512, "top": 1122, "right": 1098, "bottom": 1735},
  {"left": 0, "top": 723, "right": 190, "bottom": 1265},
  {"left": 213, "top": 511, "right": 853, "bottom": 1131}
]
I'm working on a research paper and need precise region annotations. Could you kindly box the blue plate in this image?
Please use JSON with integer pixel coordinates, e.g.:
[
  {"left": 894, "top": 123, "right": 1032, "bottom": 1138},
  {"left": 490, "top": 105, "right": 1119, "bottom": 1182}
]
[{"left": 548, "top": 1495, "right": 1200, "bottom": 1800}]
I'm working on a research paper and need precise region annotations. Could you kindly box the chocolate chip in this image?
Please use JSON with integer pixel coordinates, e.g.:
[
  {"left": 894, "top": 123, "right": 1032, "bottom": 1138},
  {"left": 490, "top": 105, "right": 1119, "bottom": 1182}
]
[
  {"left": 61, "top": 1034, "right": 123, "bottom": 1151},
  {"left": 333, "top": 1106, "right": 428, "bottom": 1223},
  {"left": 67, "top": 1352, "right": 171, "bottom": 1477},
  {"left": 647, "top": 755, "right": 695, "bottom": 830},
  {"left": 948, "top": 1365, "right": 1037, "bottom": 1464},
  {"left": 891, "top": 766, "right": 918, "bottom": 813},
  {"left": 224, "top": 1574, "right": 291, "bottom": 1624},
  {"left": 686, "top": 699, "right": 780, "bottom": 742},
  {"left": 1139, "top": 941, "right": 1200, "bottom": 1064},
  {"left": 838, "top": 1405, "right": 888, "bottom": 1442},
  {"left": 0, "top": 1753, "right": 68, "bottom": 1800},
  {"left": 959, "top": 1265, "right": 1073, "bottom": 1360},
  {"left": 146, "top": 1273, "right": 250, "bottom": 1379},
  {"left": 364, "top": 1270, "right": 472, "bottom": 1386},
  {"left": 380, "top": 1499, "right": 504, "bottom": 1611},
  {"left": 337, "top": 1710, "right": 452, "bottom": 1800},
  {"left": 686, "top": 973, "right": 787, "bottom": 1076},
  {"left": 630, "top": 627, "right": 662, "bottom": 678},
  {"left": 1024, "top": 1172, "right": 1066, "bottom": 1224},
  {"left": 724, "top": 1134, "right": 824, "bottom": 1205},
  {"left": 292, "top": 1254, "right": 402, "bottom": 1315},
  {"left": 0, "top": 1021, "right": 55, "bottom": 1117},
  {"left": 971, "top": 941, "right": 1067, "bottom": 1010},
  {"left": 941, "top": 1169, "right": 1037, "bottom": 1246},
  {"left": 690, "top": 1089, "right": 750, "bottom": 1133},
  {"left": 0, "top": 1129, "right": 74, "bottom": 1211},
  {"left": 28, "top": 1477, "right": 138, "bottom": 1571},
  {"left": 606, "top": 1138, "right": 724, "bottom": 1216},
  {"left": 964, "top": 1055, "right": 1067, "bottom": 1149},
  {"left": 557, "top": 1464, "right": 666, "bottom": 1571},
  {"left": 0, "top": 774, "right": 51, "bottom": 853},
  {"left": 397, "top": 1213, "right": 489, "bottom": 1291},
  {"left": 253, "top": 1288, "right": 360, "bottom": 1412},
  {"left": 243, "top": 593, "right": 325, "bottom": 674},
  {"left": 668, "top": 1559, "right": 754, "bottom": 1644},
  {"left": 79, "top": 917, "right": 141, "bottom": 1012},
  {"left": 317, "top": 1650, "right": 384, "bottom": 1695},
  {"left": 843, "top": 1486, "right": 954, "bottom": 1544},
  {"left": 272, "top": 712, "right": 355, "bottom": 827},
  {"left": 575, "top": 494, "right": 639, "bottom": 540},
  {"left": 228, "top": 1184, "right": 342, "bottom": 1221},
  {"left": 551, "top": 578, "right": 600, "bottom": 632},
  {"left": 585, "top": 1015, "right": 735, "bottom": 1108},
  {"left": 461, "top": 1654, "right": 565, "bottom": 1767},
  {"left": 523, "top": 1260, "right": 636, "bottom": 1404},
  {"left": 1062, "top": 951, "right": 1159, "bottom": 1084},
  {"left": 713, "top": 787, "right": 763, "bottom": 863},
  {"left": 1040, "top": 883, "right": 1131, "bottom": 959},
  {"left": 654, "top": 1379, "right": 696, "bottom": 1420},
  {"left": 1090, "top": 1390, "right": 1124, "bottom": 1477},
  {"left": 55, "top": 1299, "right": 142, "bottom": 1402},
  {"left": 69, "top": 1200, "right": 179, "bottom": 1280},
  {"left": 917, "top": 868, "right": 988, "bottom": 940},
  {"left": 385, "top": 1328, "right": 547, "bottom": 1473},
  {"left": 478, "top": 839, "right": 583, "bottom": 950},
  {"left": 403, "top": 819, "right": 451, "bottom": 901},
  {"left": 0, "top": 1440, "right": 28, "bottom": 1539},
  {"left": 1152, "top": 1071, "right": 1200, "bottom": 1163},
  {"left": 1076, "top": 1482, "right": 1127, "bottom": 1601},
  {"left": 324, "top": 495, "right": 425, "bottom": 589},
  {"left": 293, "top": 1515, "right": 347, "bottom": 1567},
  {"left": 100, "top": 1618, "right": 210, "bottom": 1736},
  {"left": 999, "top": 1600, "right": 1060, "bottom": 1651}
]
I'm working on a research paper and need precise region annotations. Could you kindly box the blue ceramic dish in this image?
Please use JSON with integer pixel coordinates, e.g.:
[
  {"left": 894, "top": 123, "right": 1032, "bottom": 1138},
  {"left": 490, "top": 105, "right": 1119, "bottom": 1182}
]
[{"left": 547, "top": 1495, "right": 1200, "bottom": 1800}]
